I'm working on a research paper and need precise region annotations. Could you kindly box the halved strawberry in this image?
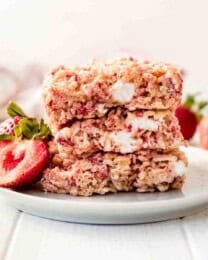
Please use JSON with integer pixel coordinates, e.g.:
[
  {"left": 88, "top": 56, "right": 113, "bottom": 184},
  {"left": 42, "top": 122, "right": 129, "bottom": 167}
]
[
  {"left": 0, "top": 140, "right": 12, "bottom": 149},
  {"left": 0, "top": 140, "right": 49, "bottom": 188}
]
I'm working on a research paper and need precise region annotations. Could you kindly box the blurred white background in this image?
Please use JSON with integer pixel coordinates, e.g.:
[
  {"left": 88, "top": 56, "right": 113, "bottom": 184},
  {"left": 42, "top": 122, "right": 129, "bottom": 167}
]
[{"left": 0, "top": 0, "right": 208, "bottom": 115}]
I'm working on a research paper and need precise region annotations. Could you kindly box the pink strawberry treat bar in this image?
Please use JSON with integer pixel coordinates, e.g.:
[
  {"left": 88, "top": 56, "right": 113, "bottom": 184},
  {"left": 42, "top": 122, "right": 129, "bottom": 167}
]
[
  {"left": 54, "top": 108, "right": 185, "bottom": 161},
  {"left": 43, "top": 57, "right": 183, "bottom": 130},
  {"left": 40, "top": 149, "right": 187, "bottom": 196},
  {"left": 40, "top": 57, "right": 187, "bottom": 196}
]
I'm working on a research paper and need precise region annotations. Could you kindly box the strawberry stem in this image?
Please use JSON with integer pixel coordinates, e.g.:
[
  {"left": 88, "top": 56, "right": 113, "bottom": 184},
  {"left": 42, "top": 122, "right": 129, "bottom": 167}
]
[
  {"left": 183, "top": 95, "right": 195, "bottom": 109},
  {"left": 182, "top": 94, "right": 208, "bottom": 122},
  {"left": 0, "top": 101, "right": 52, "bottom": 141},
  {"left": 0, "top": 134, "right": 15, "bottom": 141}
]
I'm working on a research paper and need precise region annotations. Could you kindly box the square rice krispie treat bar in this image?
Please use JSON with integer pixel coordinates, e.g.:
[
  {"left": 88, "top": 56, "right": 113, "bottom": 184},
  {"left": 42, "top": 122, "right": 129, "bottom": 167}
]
[
  {"left": 43, "top": 58, "right": 182, "bottom": 130},
  {"left": 52, "top": 108, "right": 185, "bottom": 161},
  {"left": 40, "top": 149, "right": 187, "bottom": 196}
]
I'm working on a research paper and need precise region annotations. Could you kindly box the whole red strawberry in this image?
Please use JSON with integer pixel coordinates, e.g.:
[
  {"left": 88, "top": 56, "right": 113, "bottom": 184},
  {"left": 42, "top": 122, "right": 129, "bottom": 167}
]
[
  {"left": 0, "top": 102, "right": 51, "bottom": 189},
  {"left": 175, "top": 95, "right": 208, "bottom": 140},
  {"left": 175, "top": 106, "right": 198, "bottom": 140},
  {"left": 0, "top": 116, "right": 21, "bottom": 136}
]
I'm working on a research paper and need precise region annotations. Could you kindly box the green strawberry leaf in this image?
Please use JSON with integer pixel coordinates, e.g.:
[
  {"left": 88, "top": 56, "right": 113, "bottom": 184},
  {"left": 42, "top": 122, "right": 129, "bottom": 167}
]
[
  {"left": 18, "top": 118, "right": 40, "bottom": 139},
  {"left": 0, "top": 134, "right": 15, "bottom": 141},
  {"left": 7, "top": 102, "right": 27, "bottom": 118},
  {"left": 14, "top": 118, "right": 51, "bottom": 140},
  {"left": 4, "top": 101, "right": 52, "bottom": 141},
  {"left": 14, "top": 124, "right": 23, "bottom": 138},
  {"left": 183, "top": 95, "right": 195, "bottom": 109},
  {"left": 182, "top": 94, "right": 208, "bottom": 122},
  {"left": 33, "top": 119, "right": 51, "bottom": 140},
  {"left": 198, "top": 101, "right": 208, "bottom": 110}
]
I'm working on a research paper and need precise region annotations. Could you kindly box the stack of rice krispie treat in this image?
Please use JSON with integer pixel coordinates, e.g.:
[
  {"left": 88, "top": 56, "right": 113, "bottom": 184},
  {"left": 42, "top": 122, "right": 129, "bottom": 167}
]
[{"left": 40, "top": 57, "right": 187, "bottom": 196}]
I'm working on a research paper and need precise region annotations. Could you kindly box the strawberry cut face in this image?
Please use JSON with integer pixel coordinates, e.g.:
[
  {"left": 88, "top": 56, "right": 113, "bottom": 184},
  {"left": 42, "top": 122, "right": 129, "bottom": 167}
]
[
  {"left": 0, "top": 140, "right": 49, "bottom": 188},
  {"left": 0, "top": 141, "right": 12, "bottom": 149},
  {"left": 3, "top": 150, "right": 25, "bottom": 171}
]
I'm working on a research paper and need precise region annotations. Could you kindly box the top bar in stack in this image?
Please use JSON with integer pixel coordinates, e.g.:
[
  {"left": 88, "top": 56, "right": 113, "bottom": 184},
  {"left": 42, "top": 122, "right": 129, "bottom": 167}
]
[{"left": 43, "top": 57, "right": 182, "bottom": 130}]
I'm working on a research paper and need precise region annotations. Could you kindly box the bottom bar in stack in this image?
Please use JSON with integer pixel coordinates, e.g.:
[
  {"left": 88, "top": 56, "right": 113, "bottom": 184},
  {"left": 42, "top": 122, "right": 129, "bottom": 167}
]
[{"left": 40, "top": 145, "right": 187, "bottom": 196}]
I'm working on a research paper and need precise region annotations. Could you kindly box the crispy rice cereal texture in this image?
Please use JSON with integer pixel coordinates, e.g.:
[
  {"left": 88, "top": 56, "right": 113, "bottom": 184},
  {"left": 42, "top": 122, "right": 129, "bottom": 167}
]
[
  {"left": 43, "top": 57, "right": 182, "bottom": 130},
  {"left": 40, "top": 149, "right": 187, "bottom": 196},
  {"left": 40, "top": 57, "right": 187, "bottom": 196},
  {"left": 54, "top": 108, "right": 185, "bottom": 159}
]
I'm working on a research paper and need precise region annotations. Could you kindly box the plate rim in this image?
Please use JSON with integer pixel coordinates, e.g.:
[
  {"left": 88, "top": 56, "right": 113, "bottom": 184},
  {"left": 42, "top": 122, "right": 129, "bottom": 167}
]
[{"left": 0, "top": 146, "right": 208, "bottom": 211}]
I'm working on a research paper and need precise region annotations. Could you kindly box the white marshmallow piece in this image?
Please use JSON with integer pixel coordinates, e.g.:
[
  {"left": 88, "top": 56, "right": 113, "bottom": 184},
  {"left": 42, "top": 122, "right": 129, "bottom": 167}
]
[
  {"left": 173, "top": 161, "right": 187, "bottom": 177},
  {"left": 110, "top": 80, "right": 135, "bottom": 103},
  {"left": 130, "top": 118, "right": 159, "bottom": 132},
  {"left": 110, "top": 131, "right": 136, "bottom": 153}
]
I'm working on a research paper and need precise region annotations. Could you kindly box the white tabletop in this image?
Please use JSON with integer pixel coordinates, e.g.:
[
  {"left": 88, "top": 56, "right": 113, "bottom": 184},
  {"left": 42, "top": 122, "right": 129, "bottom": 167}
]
[{"left": 1, "top": 198, "right": 208, "bottom": 260}]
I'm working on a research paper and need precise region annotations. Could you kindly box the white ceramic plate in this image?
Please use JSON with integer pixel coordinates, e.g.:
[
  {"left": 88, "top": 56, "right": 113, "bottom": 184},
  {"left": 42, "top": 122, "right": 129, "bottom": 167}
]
[{"left": 0, "top": 146, "right": 208, "bottom": 224}]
